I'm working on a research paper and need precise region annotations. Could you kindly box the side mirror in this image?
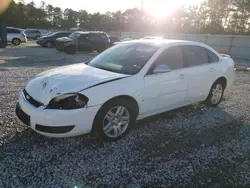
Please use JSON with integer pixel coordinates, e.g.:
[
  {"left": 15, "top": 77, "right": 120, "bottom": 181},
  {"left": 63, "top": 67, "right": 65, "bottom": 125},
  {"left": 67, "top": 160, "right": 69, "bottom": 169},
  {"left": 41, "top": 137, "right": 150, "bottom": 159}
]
[{"left": 153, "top": 64, "right": 171, "bottom": 74}]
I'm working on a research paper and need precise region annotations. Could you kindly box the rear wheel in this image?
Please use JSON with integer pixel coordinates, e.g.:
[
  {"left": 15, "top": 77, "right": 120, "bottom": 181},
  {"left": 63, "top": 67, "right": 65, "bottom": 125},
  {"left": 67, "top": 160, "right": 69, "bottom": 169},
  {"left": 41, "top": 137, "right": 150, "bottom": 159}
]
[
  {"left": 12, "top": 38, "right": 21, "bottom": 46},
  {"left": 92, "top": 99, "right": 136, "bottom": 141},
  {"left": 205, "top": 81, "right": 225, "bottom": 106}
]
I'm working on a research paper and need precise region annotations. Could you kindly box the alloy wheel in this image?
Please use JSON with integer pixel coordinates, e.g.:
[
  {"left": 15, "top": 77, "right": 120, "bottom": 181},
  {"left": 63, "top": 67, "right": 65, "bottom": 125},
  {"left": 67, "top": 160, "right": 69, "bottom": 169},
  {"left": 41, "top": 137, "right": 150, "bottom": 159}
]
[
  {"left": 102, "top": 106, "right": 130, "bottom": 138},
  {"left": 211, "top": 84, "right": 223, "bottom": 104},
  {"left": 13, "top": 39, "right": 20, "bottom": 45}
]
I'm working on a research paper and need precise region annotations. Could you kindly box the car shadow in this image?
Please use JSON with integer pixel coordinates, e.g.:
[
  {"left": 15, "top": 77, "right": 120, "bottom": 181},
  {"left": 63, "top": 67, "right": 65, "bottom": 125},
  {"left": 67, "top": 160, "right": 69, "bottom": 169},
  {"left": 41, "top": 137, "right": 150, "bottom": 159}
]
[
  {"left": 0, "top": 103, "right": 242, "bottom": 152},
  {"left": 0, "top": 101, "right": 244, "bottom": 187}
]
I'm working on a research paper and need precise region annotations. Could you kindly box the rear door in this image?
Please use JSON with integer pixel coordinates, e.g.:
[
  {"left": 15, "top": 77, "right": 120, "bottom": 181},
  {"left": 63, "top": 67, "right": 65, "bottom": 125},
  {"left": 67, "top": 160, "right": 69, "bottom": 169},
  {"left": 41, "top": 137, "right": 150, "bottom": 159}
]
[
  {"left": 183, "top": 45, "right": 216, "bottom": 103},
  {"left": 89, "top": 33, "right": 110, "bottom": 50},
  {"left": 78, "top": 34, "right": 92, "bottom": 51}
]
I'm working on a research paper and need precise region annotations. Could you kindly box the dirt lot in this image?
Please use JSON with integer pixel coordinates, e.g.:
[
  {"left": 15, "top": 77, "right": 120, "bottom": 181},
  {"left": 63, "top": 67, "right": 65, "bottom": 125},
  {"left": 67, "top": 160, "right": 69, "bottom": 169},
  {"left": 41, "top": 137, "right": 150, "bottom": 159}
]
[
  {"left": 0, "top": 42, "right": 250, "bottom": 187},
  {"left": 0, "top": 41, "right": 94, "bottom": 67}
]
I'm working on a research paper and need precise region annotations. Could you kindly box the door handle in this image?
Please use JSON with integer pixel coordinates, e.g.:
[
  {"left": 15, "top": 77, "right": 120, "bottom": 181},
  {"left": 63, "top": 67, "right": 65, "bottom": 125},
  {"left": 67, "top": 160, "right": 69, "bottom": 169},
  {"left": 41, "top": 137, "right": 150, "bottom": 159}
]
[{"left": 210, "top": 68, "right": 216, "bottom": 72}]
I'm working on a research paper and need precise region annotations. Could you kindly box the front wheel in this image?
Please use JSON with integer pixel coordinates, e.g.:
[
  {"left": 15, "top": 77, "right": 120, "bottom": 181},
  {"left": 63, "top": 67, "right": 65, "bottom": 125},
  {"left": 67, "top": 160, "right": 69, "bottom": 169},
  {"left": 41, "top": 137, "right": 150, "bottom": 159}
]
[
  {"left": 205, "top": 82, "right": 225, "bottom": 106},
  {"left": 92, "top": 99, "right": 136, "bottom": 141}
]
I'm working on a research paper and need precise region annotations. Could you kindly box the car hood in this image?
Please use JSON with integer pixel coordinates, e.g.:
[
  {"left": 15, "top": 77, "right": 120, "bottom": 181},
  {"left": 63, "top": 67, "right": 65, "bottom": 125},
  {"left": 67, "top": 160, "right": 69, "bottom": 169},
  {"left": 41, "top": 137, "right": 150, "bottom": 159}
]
[
  {"left": 25, "top": 63, "right": 128, "bottom": 105},
  {"left": 56, "top": 37, "right": 74, "bottom": 42}
]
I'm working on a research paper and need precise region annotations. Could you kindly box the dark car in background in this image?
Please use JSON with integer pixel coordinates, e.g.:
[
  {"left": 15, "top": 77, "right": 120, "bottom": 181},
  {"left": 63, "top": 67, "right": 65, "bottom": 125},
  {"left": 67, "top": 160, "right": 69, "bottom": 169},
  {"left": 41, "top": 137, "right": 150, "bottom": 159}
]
[
  {"left": 36, "top": 31, "right": 71, "bottom": 48},
  {"left": 109, "top": 36, "right": 120, "bottom": 44},
  {"left": 24, "top": 29, "right": 42, "bottom": 40},
  {"left": 56, "top": 31, "right": 111, "bottom": 54}
]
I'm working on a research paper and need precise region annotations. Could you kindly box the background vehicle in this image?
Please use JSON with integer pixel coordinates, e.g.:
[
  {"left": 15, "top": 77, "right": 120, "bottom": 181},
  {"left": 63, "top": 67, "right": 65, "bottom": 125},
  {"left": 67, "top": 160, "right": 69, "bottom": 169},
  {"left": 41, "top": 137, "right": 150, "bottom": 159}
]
[
  {"left": 16, "top": 40, "right": 235, "bottom": 140},
  {"left": 7, "top": 27, "right": 27, "bottom": 45},
  {"left": 36, "top": 31, "right": 71, "bottom": 48},
  {"left": 24, "top": 29, "right": 42, "bottom": 40},
  {"left": 109, "top": 36, "right": 120, "bottom": 44},
  {"left": 56, "top": 31, "right": 111, "bottom": 54},
  {"left": 141, "top": 36, "right": 163, "bottom": 40},
  {"left": 111, "top": 38, "right": 133, "bottom": 46}
]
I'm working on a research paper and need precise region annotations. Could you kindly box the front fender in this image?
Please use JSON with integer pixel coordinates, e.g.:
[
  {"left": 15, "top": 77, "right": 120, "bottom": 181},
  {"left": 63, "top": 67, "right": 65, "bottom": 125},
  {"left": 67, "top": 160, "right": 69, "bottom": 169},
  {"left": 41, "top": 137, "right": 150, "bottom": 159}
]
[{"left": 80, "top": 75, "right": 143, "bottom": 108}]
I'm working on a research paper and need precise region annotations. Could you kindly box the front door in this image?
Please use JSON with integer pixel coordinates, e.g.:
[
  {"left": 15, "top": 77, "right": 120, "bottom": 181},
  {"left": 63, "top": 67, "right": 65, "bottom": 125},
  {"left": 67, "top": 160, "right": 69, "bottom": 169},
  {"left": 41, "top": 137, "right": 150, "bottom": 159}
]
[{"left": 141, "top": 46, "right": 188, "bottom": 116}]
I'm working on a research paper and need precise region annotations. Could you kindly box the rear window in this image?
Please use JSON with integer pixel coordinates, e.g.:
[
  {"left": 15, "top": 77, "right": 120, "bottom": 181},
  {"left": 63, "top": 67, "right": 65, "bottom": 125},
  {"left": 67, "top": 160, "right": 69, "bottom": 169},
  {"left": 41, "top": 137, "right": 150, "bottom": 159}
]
[
  {"left": 100, "top": 34, "right": 109, "bottom": 41},
  {"left": 206, "top": 49, "right": 219, "bottom": 63},
  {"left": 183, "top": 46, "right": 209, "bottom": 67}
]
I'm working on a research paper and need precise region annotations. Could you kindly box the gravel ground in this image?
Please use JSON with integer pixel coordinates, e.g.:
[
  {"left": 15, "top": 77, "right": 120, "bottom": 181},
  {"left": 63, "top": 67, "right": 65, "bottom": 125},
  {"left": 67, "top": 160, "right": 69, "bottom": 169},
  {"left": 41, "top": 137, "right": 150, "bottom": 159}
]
[{"left": 0, "top": 43, "right": 250, "bottom": 187}]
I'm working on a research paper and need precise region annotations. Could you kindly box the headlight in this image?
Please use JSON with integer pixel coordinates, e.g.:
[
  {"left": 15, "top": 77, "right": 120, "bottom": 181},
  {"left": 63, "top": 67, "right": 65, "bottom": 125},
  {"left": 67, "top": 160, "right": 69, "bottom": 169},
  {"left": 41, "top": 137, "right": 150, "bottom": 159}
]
[{"left": 46, "top": 93, "right": 89, "bottom": 110}]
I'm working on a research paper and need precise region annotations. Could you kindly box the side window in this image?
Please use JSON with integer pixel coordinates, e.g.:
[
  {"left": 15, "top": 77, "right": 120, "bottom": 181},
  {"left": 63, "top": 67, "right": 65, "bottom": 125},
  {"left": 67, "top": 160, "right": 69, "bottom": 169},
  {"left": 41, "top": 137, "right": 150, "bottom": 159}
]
[
  {"left": 88, "top": 34, "right": 97, "bottom": 41},
  {"left": 7, "top": 29, "right": 18, "bottom": 33},
  {"left": 100, "top": 34, "right": 108, "bottom": 41},
  {"left": 12, "top": 29, "right": 21, "bottom": 34},
  {"left": 153, "top": 46, "right": 184, "bottom": 70},
  {"left": 58, "top": 33, "right": 67, "bottom": 37},
  {"left": 206, "top": 49, "right": 219, "bottom": 63},
  {"left": 183, "top": 46, "right": 209, "bottom": 67},
  {"left": 79, "top": 34, "right": 88, "bottom": 42}
]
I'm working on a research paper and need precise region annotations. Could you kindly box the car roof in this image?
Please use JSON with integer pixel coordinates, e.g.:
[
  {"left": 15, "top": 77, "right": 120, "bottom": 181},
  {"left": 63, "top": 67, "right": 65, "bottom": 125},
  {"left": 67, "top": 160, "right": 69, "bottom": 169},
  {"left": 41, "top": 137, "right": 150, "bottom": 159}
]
[
  {"left": 75, "top": 31, "right": 106, "bottom": 34},
  {"left": 7, "top": 27, "right": 22, "bottom": 31},
  {"left": 121, "top": 39, "right": 209, "bottom": 48}
]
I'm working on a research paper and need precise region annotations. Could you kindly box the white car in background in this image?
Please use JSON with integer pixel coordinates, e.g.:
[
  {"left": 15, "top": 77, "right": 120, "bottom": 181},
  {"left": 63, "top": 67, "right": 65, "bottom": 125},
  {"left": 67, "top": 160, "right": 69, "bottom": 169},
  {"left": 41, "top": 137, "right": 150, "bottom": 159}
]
[
  {"left": 16, "top": 39, "right": 236, "bottom": 140},
  {"left": 7, "top": 27, "right": 27, "bottom": 45}
]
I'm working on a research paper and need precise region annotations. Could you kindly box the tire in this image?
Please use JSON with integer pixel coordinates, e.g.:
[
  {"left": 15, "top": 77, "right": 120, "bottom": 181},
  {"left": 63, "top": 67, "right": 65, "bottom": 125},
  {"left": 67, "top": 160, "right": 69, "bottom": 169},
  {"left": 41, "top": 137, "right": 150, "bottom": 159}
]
[
  {"left": 46, "top": 41, "right": 53, "bottom": 48},
  {"left": 205, "top": 81, "right": 225, "bottom": 107},
  {"left": 92, "top": 99, "right": 136, "bottom": 141},
  {"left": 12, "top": 38, "right": 21, "bottom": 46}
]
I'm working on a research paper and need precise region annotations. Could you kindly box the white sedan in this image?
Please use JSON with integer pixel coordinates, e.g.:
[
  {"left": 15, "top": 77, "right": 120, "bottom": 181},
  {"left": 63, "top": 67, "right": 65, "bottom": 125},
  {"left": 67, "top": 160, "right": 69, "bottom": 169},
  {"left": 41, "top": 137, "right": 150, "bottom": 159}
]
[{"left": 16, "top": 39, "right": 236, "bottom": 140}]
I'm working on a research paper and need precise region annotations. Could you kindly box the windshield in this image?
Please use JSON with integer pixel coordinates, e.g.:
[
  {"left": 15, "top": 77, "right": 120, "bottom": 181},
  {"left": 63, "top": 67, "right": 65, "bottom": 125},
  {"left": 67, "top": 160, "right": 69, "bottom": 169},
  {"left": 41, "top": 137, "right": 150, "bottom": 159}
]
[
  {"left": 89, "top": 43, "right": 159, "bottom": 75},
  {"left": 69, "top": 32, "right": 80, "bottom": 39},
  {"left": 47, "top": 32, "right": 58, "bottom": 37}
]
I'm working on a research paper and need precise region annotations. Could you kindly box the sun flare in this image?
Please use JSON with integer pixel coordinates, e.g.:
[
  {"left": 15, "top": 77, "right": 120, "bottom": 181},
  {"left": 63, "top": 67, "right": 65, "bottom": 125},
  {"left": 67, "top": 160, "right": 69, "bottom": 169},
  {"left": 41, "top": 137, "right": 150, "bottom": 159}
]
[{"left": 144, "top": 0, "right": 201, "bottom": 18}]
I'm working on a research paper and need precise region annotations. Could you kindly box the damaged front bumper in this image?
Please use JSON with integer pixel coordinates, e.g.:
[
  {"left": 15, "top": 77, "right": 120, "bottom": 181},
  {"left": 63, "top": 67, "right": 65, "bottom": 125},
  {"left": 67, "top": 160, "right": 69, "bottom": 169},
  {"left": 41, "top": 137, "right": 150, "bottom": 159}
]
[{"left": 16, "top": 91, "right": 101, "bottom": 138}]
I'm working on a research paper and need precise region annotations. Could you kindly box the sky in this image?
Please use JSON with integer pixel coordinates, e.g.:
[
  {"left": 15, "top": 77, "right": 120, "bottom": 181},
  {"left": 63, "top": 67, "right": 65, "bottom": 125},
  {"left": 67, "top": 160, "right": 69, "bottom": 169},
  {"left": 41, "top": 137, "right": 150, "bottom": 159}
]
[{"left": 23, "top": 0, "right": 203, "bottom": 17}]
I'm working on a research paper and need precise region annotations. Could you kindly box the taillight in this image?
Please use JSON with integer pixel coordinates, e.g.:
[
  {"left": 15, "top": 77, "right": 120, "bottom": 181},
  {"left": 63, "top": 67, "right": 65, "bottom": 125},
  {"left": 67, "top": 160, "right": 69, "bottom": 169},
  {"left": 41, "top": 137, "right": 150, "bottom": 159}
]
[{"left": 233, "top": 59, "right": 236, "bottom": 70}]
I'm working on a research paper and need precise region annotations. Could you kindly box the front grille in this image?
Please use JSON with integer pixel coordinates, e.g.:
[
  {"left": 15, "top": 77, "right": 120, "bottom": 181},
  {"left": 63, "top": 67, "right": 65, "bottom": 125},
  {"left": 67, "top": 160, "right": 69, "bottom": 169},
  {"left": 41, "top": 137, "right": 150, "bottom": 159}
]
[
  {"left": 23, "top": 90, "right": 43, "bottom": 108},
  {"left": 16, "top": 103, "right": 30, "bottom": 126}
]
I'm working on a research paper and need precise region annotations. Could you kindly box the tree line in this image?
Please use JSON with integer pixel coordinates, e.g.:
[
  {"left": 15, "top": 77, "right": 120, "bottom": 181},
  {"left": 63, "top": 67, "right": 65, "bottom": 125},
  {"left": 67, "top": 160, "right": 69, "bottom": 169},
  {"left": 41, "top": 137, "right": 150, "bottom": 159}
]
[{"left": 1, "top": 0, "right": 250, "bottom": 35}]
